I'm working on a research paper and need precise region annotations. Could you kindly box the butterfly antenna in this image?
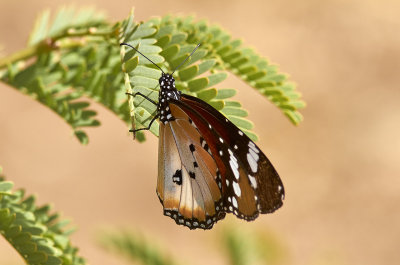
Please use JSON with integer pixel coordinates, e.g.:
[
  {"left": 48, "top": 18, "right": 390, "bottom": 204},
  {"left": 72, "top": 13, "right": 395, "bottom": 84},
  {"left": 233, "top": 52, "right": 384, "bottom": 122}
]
[
  {"left": 172, "top": 43, "right": 201, "bottom": 75},
  {"left": 120, "top": 43, "right": 165, "bottom": 74}
]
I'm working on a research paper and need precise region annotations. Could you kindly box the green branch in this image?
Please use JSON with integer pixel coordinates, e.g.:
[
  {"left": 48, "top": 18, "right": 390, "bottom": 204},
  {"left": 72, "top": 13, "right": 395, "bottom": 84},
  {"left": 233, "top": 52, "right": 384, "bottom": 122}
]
[
  {"left": 0, "top": 45, "right": 38, "bottom": 69},
  {"left": 0, "top": 27, "right": 116, "bottom": 70},
  {"left": 0, "top": 7, "right": 305, "bottom": 145}
]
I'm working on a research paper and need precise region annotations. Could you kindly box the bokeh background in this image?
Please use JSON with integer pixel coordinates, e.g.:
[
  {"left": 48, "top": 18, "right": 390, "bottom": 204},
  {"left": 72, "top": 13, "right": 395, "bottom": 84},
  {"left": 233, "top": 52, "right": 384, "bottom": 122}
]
[{"left": 1, "top": 0, "right": 399, "bottom": 264}]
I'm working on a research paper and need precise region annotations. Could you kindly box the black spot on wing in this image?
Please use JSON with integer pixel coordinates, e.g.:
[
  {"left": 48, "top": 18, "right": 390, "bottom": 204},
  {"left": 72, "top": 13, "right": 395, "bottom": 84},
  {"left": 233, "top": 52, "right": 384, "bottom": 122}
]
[
  {"left": 172, "top": 169, "right": 182, "bottom": 185},
  {"left": 189, "top": 144, "right": 195, "bottom": 153}
]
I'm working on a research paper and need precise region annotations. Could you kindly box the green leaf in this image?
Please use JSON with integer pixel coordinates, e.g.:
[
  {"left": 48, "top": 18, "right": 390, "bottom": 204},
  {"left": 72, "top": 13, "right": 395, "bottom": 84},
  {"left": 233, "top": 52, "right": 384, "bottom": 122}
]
[
  {"left": 178, "top": 65, "right": 198, "bottom": 81},
  {"left": 197, "top": 88, "right": 217, "bottom": 101},
  {"left": 222, "top": 107, "right": 248, "bottom": 117},
  {"left": 0, "top": 181, "right": 13, "bottom": 192},
  {"left": 124, "top": 56, "right": 139, "bottom": 73},
  {"left": 207, "top": 72, "right": 228, "bottom": 87},
  {"left": 229, "top": 116, "right": 254, "bottom": 130},
  {"left": 198, "top": 59, "right": 217, "bottom": 75},
  {"left": 131, "top": 24, "right": 157, "bottom": 40},
  {"left": 155, "top": 35, "right": 171, "bottom": 48},
  {"left": 209, "top": 100, "right": 225, "bottom": 110},
  {"left": 74, "top": 130, "right": 89, "bottom": 145},
  {"left": 27, "top": 252, "right": 47, "bottom": 263},
  {"left": 284, "top": 110, "right": 303, "bottom": 125},
  {"left": 188, "top": 77, "right": 208, "bottom": 92},
  {"left": 169, "top": 33, "right": 187, "bottom": 45},
  {"left": 28, "top": 10, "right": 50, "bottom": 46},
  {"left": 225, "top": 100, "right": 242, "bottom": 107},
  {"left": 215, "top": 89, "right": 236, "bottom": 100},
  {"left": 160, "top": 44, "right": 179, "bottom": 62}
]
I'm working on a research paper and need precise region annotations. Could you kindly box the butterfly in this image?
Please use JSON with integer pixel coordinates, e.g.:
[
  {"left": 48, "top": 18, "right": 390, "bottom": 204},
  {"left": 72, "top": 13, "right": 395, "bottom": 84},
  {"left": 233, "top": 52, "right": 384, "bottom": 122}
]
[{"left": 121, "top": 43, "right": 285, "bottom": 230}]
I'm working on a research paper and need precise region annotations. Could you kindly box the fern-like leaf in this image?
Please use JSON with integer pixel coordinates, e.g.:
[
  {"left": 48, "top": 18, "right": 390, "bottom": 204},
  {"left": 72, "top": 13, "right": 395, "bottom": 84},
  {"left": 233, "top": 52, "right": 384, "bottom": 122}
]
[
  {"left": 1, "top": 8, "right": 119, "bottom": 144},
  {"left": 0, "top": 167, "right": 85, "bottom": 265},
  {"left": 121, "top": 14, "right": 262, "bottom": 141},
  {"left": 28, "top": 7, "right": 106, "bottom": 46},
  {"left": 151, "top": 16, "right": 306, "bottom": 125},
  {"left": 1, "top": 8, "right": 305, "bottom": 144}
]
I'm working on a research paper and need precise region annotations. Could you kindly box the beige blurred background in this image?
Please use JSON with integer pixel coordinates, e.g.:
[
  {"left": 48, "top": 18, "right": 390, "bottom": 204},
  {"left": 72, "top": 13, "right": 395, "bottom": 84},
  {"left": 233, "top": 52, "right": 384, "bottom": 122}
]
[{"left": 1, "top": 0, "right": 399, "bottom": 265}]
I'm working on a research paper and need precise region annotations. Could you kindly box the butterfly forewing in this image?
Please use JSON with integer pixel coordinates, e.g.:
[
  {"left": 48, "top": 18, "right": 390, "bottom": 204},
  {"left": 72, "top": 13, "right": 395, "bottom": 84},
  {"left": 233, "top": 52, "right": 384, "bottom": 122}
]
[{"left": 179, "top": 94, "right": 285, "bottom": 215}]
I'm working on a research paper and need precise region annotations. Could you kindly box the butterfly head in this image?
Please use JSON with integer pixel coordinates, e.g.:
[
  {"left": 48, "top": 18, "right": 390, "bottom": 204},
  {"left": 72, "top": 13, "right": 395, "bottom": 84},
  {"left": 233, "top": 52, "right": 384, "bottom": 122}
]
[{"left": 159, "top": 73, "right": 176, "bottom": 91}]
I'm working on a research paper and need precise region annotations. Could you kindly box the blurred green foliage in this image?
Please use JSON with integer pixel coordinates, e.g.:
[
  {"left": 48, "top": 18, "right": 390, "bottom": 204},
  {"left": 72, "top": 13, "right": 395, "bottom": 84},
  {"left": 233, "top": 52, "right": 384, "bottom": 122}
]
[{"left": 98, "top": 226, "right": 286, "bottom": 265}]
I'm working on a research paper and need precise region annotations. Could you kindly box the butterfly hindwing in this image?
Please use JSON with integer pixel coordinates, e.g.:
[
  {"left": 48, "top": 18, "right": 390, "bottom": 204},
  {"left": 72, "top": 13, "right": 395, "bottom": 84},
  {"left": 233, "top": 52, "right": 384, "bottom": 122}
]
[{"left": 156, "top": 104, "right": 225, "bottom": 229}]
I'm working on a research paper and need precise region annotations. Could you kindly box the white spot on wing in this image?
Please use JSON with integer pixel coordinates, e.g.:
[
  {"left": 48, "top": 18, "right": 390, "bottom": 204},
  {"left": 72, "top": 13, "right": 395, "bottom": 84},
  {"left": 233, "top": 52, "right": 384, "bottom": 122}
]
[
  {"left": 248, "top": 175, "right": 257, "bottom": 188},
  {"left": 249, "top": 148, "right": 259, "bottom": 162},
  {"left": 232, "top": 197, "right": 238, "bottom": 208},
  {"left": 238, "top": 131, "right": 243, "bottom": 136},
  {"left": 233, "top": 182, "right": 241, "bottom": 197},
  {"left": 229, "top": 159, "right": 239, "bottom": 180},
  {"left": 247, "top": 153, "right": 258, "bottom": 173},
  {"left": 228, "top": 149, "right": 239, "bottom": 180},
  {"left": 249, "top": 141, "right": 259, "bottom": 153}
]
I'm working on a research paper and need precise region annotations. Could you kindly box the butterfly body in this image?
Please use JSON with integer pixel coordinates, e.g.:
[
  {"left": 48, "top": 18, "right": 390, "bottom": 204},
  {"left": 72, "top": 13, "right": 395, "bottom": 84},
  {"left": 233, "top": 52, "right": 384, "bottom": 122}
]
[{"left": 157, "top": 73, "right": 181, "bottom": 124}]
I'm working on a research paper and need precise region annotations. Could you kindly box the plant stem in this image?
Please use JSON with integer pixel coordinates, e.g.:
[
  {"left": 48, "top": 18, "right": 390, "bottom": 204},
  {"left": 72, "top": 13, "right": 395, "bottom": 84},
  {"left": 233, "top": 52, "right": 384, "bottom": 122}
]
[
  {"left": 0, "top": 45, "right": 38, "bottom": 70},
  {"left": 0, "top": 27, "right": 116, "bottom": 70}
]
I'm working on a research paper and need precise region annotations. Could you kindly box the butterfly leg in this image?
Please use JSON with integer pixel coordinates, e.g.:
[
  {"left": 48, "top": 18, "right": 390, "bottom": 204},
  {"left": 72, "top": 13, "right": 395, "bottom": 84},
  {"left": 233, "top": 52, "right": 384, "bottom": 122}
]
[
  {"left": 126, "top": 92, "right": 157, "bottom": 106},
  {"left": 126, "top": 92, "right": 159, "bottom": 138},
  {"left": 129, "top": 113, "right": 160, "bottom": 134}
]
